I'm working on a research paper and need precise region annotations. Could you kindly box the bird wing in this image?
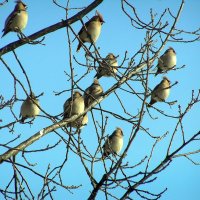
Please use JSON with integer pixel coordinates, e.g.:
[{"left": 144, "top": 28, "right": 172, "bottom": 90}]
[
  {"left": 78, "top": 20, "right": 91, "bottom": 36},
  {"left": 108, "top": 135, "right": 114, "bottom": 142},
  {"left": 85, "top": 86, "right": 92, "bottom": 95},
  {"left": 152, "top": 83, "right": 162, "bottom": 94},
  {"left": 63, "top": 97, "right": 73, "bottom": 113},
  {"left": 103, "top": 134, "right": 113, "bottom": 147},
  {"left": 3, "top": 10, "right": 19, "bottom": 32}
]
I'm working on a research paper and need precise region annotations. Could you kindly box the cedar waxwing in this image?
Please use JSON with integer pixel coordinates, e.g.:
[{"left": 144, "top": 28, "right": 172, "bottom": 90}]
[
  {"left": 68, "top": 113, "right": 88, "bottom": 129},
  {"left": 155, "top": 47, "right": 177, "bottom": 76},
  {"left": 94, "top": 53, "right": 118, "bottom": 79},
  {"left": 102, "top": 127, "right": 124, "bottom": 159},
  {"left": 2, "top": 1, "right": 28, "bottom": 37},
  {"left": 148, "top": 77, "right": 171, "bottom": 107},
  {"left": 20, "top": 92, "right": 40, "bottom": 122},
  {"left": 84, "top": 79, "right": 103, "bottom": 108},
  {"left": 76, "top": 11, "right": 104, "bottom": 52},
  {"left": 63, "top": 91, "right": 85, "bottom": 119}
]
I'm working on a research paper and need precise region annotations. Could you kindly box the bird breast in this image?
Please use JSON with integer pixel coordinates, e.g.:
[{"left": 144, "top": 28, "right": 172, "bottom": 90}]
[
  {"left": 71, "top": 98, "right": 85, "bottom": 115},
  {"left": 21, "top": 100, "right": 40, "bottom": 118},
  {"left": 160, "top": 53, "right": 177, "bottom": 70},
  {"left": 8, "top": 11, "right": 28, "bottom": 31},
  {"left": 110, "top": 136, "right": 123, "bottom": 154},
  {"left": 69, "top": 114, "right": 88, "bottom": 129},
  {"left": 80, "top": 21, "right": 102, "bottom": 43},
  {"left": 153, "top": 86, "right": 170, "bottom": 102}
]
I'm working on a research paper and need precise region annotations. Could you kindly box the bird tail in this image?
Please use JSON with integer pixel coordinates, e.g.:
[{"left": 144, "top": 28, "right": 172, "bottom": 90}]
[
  {"left": 76, "top": 42, "right": 82, "bottom": 52},
  {"left": 101, "top": 154, "right": 106, "bottom": 160},
  {"left": 1, "top": 30, "right": 8, "bottom": 38},
  {"left": 94, "top": 73, "right": 101, "bottom": 79},
  {"left": 155, "top": 67, "right": 162, "bottom": 76},
  {"left": 20, "top": 117, "right": 26, "bottom": 123},
  {"left": 101, "top": 156, "right": 105, "bottom": 161},
  {"left": 147, "top": 99, "right": 156, "bottom": 107}
]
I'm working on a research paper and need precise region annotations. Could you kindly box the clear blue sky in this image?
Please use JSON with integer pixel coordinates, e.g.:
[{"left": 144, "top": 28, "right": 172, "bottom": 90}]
[{"left": 0, "top": 0, "right": 200, "bottom": 199}]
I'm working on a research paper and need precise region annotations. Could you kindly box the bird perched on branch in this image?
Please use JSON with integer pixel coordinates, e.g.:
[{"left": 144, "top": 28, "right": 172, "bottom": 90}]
[
  {"left": 148, "top": 77, "right": 171, "bottom": 107},
  {"left": 20, "top": 92, "right": 40, "bottom": 122},
  {"left": 155, "top": 47, "right": 177, "bottom": 76},
  {"left": 76, "top": 11, "right": 105, "bottom": 52},
  {"left": 2, "top": 0, "right": 28, "bottom": 37},
  {"left": 84, "top": 79, "right": 103, "bottom": 108},
  {"left": 67, "top": 113, "right": 88, "bottom": 129},
  {"left": 102, "top": 127, "right": 124, "bottom": 159},
  {"left": 94, "top": 53, "right": 118, "bottom": 79},
  {"left": 63, "top": 91, "right": 85, "bottom": 119}
]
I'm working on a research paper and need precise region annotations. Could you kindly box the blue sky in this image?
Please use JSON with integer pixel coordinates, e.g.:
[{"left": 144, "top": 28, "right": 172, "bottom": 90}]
[{"left": 0, "top": 0, "right": 200, "bottom": 199}]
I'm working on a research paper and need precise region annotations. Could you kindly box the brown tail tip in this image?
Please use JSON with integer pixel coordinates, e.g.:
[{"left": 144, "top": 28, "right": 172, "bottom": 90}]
[
  {"left": 101, "top": 154, "right": 107, "bottom": 160},
  {"left": 1, "top": 31, "right": 7, "bottom": 38},
  {"left": 155, "top": 67, "right": 162, "bottom": 76},
  {"left": 94, "top": 73, "right": 101, "bottom": 79},
  {"left": 76, "top": 42, "right": 82, "bottom": 52},
  {"left": 148, "top": 99, "right": 156, "bottom": 107},
  {"left": 20, "top": 117, "right": 26, "bottom": 123}
]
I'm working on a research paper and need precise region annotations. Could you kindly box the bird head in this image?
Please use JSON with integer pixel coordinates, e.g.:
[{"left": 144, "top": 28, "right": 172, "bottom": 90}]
[
  {"left": 29, "top": 92, "right": 36, "bottom": 99},
  {"left": 168, "top": 47, "right": 176, "bottom": 54},
  {"left": 106, "top": 53, "right": 116, "bottom": 60},
  {"left": 96, "top": 11, "right": 105, "bottom": 24},
  {"left": 163, "top": 76, "right": 171, "bottom": 84},
  {"left": 73, "top": 91, "right": 82, "bottom": 98},
  {"left": 15, "top": 0, "right": 27, "bottom": 10},
  {"left": 116, "top": 127, "right": 123, "bottom": 136}
]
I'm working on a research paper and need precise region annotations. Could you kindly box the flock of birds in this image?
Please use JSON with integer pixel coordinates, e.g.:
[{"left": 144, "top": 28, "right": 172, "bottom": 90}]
[{"left": 3, "top": 1, "right": 177, "bottom": 159}]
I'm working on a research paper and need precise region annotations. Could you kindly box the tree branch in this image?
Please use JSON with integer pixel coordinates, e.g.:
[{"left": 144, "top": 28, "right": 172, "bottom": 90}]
[{"left": 0, "top": 0, "right": 104, "bottom": 56}]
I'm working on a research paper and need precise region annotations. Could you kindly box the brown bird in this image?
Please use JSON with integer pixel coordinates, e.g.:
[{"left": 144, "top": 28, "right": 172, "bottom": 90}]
[
  {"left": 76, "top": 11, "right": 105, "bottom": 52},
  {"left": 155, "top": 47, "right": 177, "bottom": 76},
  {"left": 2, "top": 1, "right": 28, "bottom": 37},
  {"left": 94, "top": 53, "right": 118, "bottom": 79},
  {"left": 20, "top": 92, "right": 40, "bottom": 122},
  {"left": 84, "top": 79, "right": 103, "bottom": 108},
  {"left": 148, "top": 77, "right": 171, "bottom": 107},
  {"left": 102, "top": 127, "right": 124, "bottom": 159},
  {"left": 63, "top": 91, "right": 85, "bottom": 119}
]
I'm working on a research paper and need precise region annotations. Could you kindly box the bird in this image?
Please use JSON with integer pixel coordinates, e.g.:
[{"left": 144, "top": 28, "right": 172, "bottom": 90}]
[
  {"left": 67, "top": 113, "right": 88, "bottom": 129},
  {"left": 76, "top": 11, "right": 105, "bottom": 52},
  {"left": 94, "top": 53, "right": 118, "bottom": 79},
  {"left": 20, "top": 92, "right": 40, "bottom": 122},
  {"left": 155, "top": 47, "right": 177, "bottom": 76},
  {"left": 84, "top": 79, "right": 103, "bottom": 108},
  {"left": 148, "top": 76, "right": 171, "bottom": 107},
  {"left": 63, "top": 91, "right": 85, "bottom": 119},
  {"left": 102, "top": 127, "right": 124, "bottom": 159},
  {"left": 2, "top": 0, "right": 28, "bottom": 37}
]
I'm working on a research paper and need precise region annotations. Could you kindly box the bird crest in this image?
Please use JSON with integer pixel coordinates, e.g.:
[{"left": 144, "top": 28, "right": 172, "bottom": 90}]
[
  {"left": 15, "top": 0, "right": 27, "bottom": 9},
  {"left": 96, "top": 11, "right": 104, "bottom": 23},
  {"left": 163, "top": 76, "right": 170, "bottom": 83},
  {"left": 107, "top": 53, "right": 116, "bottom": 59},
  {"left": 168, "top": 47, "right": 176, "bottom": 54},
  {"left": 74, "top": 91, "right": 82, "bottom": 97},
  {"left": 116, "top": 127, "right": 123, "bottom": 135}
]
